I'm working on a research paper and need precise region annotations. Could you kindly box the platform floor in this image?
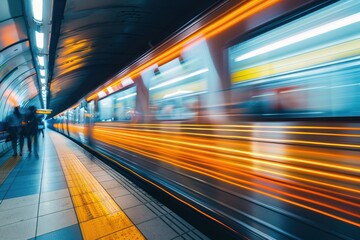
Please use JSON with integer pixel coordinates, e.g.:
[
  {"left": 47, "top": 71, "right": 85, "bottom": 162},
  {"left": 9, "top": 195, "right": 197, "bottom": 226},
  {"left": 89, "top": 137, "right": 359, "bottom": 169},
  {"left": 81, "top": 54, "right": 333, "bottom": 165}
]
[{"left": 0, "top": 130, "right": 210, "bottom": 240}]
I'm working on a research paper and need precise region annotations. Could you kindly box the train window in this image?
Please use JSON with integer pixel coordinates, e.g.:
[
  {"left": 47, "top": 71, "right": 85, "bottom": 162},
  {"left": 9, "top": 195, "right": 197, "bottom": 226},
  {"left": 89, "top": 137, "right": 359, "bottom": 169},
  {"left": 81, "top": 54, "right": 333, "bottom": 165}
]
[
  {"left": 98, "top": 96, "right": 113, "bottom": 121},
  {"left": 88, "top": 101, "right": 94, "bottom": 118},
  {"left": 149, "top": 39, "right": 216, "bottom": 120},
  {"left": 113, "top": 86, "right": 137, "bottom": 121},
  {"left": 75, "top": 107, "right": 80, "bottom": 123},
  {"left": 79, "top": 107, "right": 85, "bottom": 124},
  {"left": 228, "top": 0, "right": 360, "bottom": 117}
]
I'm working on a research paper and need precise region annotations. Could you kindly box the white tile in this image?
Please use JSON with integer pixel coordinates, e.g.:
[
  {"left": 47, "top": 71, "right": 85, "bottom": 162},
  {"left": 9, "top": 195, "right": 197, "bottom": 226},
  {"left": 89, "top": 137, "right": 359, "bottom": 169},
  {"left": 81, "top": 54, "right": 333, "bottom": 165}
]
[
  {"left": 0, "top": 194, "right": 39, "bottom": 211},
  {"left": 40, "top": 189, "right": 70, "bottom": 202},
  {"left": 0, "top": 204, "right": 38, "bottom": 226},
  {"left": 0, "top": 218, "right": 36, "bottom": 240},
  {"left": 39, "top": 197, "right": 73, "bottom": 216},
  {"left": 37, "top": 209, "right": 78, "bottom": 236}
]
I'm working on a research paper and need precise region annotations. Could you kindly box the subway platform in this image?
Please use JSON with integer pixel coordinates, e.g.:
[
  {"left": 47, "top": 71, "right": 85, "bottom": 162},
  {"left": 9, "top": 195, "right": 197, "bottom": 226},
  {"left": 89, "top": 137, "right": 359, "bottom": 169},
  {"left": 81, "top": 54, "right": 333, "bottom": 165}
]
[{"left": 0, "top": 130, "right": 210, "bottom": 240}]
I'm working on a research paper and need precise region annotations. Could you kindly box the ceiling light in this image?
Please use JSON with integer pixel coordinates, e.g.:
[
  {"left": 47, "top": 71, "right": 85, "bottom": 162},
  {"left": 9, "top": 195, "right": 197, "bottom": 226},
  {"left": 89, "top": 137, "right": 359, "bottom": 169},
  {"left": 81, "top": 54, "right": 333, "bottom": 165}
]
[
  {"left": 32, "top": 0, "right": 43, "bottom": 22},
  {"left": 42, "top": 86, "right": 46, "bottom": 90},
  {"left": 35, "top": 31, "right": 44, "bottom": 49},
  {"left": 37, "top": 56, "right": 44, "bottom": 66},
  {"left": 40, "top": 69, "right": 45, "bottom": 76},
  {"left": 107, "top": 86, "right": 114, "bottom": 94},
  {"left": 40, "top": 78, "right": 46, "bottom": 84},
  {"left": 97, "top": 91, "right": 106, "bottom": 98}
]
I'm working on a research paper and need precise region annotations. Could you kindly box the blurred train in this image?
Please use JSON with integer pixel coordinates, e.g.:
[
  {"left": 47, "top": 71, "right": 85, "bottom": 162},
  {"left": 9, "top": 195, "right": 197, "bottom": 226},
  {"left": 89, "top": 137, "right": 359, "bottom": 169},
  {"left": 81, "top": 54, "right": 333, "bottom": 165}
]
[{"left": 51, "top": 0, "right": 360, "bottom": 239}]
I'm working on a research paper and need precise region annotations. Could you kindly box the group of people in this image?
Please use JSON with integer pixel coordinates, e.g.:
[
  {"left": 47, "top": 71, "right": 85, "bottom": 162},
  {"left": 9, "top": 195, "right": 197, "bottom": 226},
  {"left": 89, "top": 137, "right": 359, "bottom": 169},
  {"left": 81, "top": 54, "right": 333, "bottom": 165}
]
[{"left": 6, "top": 106, "right": 45, "bottom": 157}]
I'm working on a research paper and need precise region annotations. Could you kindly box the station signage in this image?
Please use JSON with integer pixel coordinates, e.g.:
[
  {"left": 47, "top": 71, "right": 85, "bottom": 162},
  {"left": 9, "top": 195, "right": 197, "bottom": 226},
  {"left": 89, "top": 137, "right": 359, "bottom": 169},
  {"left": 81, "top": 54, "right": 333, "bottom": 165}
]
[{"left": 36, "top": 109, "right": 53, "bottom": 115}]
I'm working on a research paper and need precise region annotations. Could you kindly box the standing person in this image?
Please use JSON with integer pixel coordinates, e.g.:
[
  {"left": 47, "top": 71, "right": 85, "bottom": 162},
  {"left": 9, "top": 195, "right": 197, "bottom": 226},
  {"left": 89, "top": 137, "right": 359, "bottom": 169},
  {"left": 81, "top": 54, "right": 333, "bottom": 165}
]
[
  {"left": 38, "top": 117, "right": 45, "bottom": 138},
  {"left": 6, "top": 106, "right": 23, "bottom": 156},
  {"left": 25, "top": 106, "right": 38, "bottom": 156}
]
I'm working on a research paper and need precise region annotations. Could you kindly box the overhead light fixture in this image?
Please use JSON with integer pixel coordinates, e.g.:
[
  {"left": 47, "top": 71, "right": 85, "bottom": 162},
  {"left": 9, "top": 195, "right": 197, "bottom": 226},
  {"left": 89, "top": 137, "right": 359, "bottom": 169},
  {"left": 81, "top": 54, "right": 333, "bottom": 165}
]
[
  {"left": 235, "top": 12, "right": 360, "bottom": 62},
  {"left": 40, "top": 69, "right": 45, "bottom": 76},
  {"left": 35, "top": 31, "right": 44, "bottom": 49},
  {"left": 37, "top": 56, "right": 44, "bottom": 66},
  {"left": 32, "top": 0, "right": 43, "bottom": 22},
  {"left": 42, "top": 86, "right": 46, "bottom": 90},
  {"left": 98, "top": 91, "right": 106, "bottom": 98},
  {"left": 107, "top": 86, "right": 114, "bottom": 94},
  {"left": 40, "top": 78, "right": 46, "bottom": 84}
]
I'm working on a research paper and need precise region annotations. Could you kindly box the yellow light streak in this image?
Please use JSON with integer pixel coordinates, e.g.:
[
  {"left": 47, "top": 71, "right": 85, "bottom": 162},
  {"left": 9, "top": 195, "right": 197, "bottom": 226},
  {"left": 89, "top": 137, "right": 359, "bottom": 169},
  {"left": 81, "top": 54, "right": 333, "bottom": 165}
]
[
  {"left": 86, "top": 124, "right": 360, "bottom": 227},
  {"left": 232, "top": 38, "right": 360, "bottom": 83}
]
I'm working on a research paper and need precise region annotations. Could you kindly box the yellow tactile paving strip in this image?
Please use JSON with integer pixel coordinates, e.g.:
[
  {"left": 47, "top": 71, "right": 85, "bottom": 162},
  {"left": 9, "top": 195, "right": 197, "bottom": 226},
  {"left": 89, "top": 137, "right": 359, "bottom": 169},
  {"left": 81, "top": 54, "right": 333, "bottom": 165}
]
[
  {"left": 49, "top": 132, "right": 145, "bottom": 240},
  {"left": 0, "top": 156, "right": 21, "bottom": 185}
]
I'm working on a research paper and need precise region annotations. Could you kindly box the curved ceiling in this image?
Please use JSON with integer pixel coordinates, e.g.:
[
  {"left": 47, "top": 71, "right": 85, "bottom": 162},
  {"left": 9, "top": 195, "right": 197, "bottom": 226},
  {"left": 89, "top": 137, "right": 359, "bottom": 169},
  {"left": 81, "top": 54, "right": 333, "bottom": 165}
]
[
  {"left": 0, "top": 0, "right": 41, "bottom": 119},
  {"left": 48, "top": 0, "right": 222, "bottom": 116}
]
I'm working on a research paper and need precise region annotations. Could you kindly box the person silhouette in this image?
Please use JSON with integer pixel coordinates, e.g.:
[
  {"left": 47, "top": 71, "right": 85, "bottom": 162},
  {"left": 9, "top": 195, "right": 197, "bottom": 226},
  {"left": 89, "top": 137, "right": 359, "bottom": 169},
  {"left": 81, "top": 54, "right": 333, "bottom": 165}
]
[
  {"left": 6, "top": 106, "right": 23, "bottom": 156},
  {"left": 25, "top": 106, "right": 39, "bottom": 156}
]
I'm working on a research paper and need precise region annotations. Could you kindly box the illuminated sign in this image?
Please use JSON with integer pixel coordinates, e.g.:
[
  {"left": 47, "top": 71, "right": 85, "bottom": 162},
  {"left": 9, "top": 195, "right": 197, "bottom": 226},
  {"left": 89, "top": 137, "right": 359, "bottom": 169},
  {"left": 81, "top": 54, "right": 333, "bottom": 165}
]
[{"left": 36, "top": 109, "right": 53, "bottom": 115}]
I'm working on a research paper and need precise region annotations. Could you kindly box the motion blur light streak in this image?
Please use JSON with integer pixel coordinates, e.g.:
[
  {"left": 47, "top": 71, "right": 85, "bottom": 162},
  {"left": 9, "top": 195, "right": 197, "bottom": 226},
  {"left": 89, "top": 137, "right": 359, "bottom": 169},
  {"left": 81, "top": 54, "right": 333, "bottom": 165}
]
[
  {"left": 86, "top": 0, "right": 279, "bottom": 101},
  {"left": 89, "top": 123, "right": 360, "bottom": 176},
  {"left": 52, "top": 0, "right": 360, "bottom": 237},
  {"left": 235, "top": 13, "right": 360, "bottom": 62},
  {"left": 69, "top": 124, "right": 360, "bottom": 228}
]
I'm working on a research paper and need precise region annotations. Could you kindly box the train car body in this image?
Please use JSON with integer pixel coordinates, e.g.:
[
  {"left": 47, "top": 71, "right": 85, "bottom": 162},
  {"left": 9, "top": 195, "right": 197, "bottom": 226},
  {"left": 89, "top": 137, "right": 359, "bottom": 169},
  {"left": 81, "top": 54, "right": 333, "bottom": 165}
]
[{"left": 51, "top": 0, "right": 360, "bottom": 239}]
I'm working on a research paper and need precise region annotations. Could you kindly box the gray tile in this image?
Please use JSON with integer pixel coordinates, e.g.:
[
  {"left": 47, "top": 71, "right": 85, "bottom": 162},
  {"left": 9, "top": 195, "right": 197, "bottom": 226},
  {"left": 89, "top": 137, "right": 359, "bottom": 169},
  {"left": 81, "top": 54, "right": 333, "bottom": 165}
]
[
  {"left": 173, "top": 237, "right": 185, "bottom": 240},
  {"left": 161, "top": 215, "right": 185, "bottom": 235},
  {"left": 100, "top": 180, "right": 123, "bottom": 190},
  {"left": 95, "top": 174, "right": 114, "bottom": 182},
  {"left": 137, "top": 218, "right": 178, "bottom": 240},
  {"left": 91, "top": 170, "right": 109, "bottom": 177},
  {"left": 39, "top": 197, "right": 73, "bottom": 216},
  {"left": 86, "top": 166, "right": 103, "bottom": 172},
  {"left": 170, "top": 212, "right": 194, "bottom": 230},
  {"left": 114, "top": 194, "right": 142, "bottom": 210},
  {"left": 107, "top": 187, "right": 130, "bottom": 198},
  {"left": 146, "top": 202, "right": 167, "bottom": 216},
  {"left": 0, "top": 204, "right": 38, "bottom": 226},
  {"left": 0, "top": 218, "right": 36, "bottom": 240},
  {"left": 124, "top": 204, "right": 156, "bottom": 224},
  {"left": 181, "top": 234, "right": 194, "bottom": 240},
  {"left": 191, "top": 229, "right": 211, "bottom": 240},
  {"left": 40, "top": 189, "right": 70, "bottom": 202},
  {"left": 37, "top": 209, "right": 78, "bottom": 236},
  {"left": 0, "top": 194, "right": 39, "bottom": 211}
]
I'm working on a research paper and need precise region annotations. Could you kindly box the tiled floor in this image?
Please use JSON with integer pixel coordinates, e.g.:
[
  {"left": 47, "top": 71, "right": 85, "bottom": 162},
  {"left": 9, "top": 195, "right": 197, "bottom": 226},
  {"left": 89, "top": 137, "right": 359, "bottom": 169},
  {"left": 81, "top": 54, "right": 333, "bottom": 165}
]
[{"left": 0, "top": 130, "right": 210, "bottom": 240}]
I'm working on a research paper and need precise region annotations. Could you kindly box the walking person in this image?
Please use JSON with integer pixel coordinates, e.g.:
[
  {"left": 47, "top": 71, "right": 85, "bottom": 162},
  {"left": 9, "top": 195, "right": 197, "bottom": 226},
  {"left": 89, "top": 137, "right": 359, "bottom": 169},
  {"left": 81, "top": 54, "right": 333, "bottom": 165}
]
[
  {"left": 25, "top": 106, "right": 39, "bottom": 156},
  {"left": 6, "top": 106, "right": 23, "bottom": 156}
]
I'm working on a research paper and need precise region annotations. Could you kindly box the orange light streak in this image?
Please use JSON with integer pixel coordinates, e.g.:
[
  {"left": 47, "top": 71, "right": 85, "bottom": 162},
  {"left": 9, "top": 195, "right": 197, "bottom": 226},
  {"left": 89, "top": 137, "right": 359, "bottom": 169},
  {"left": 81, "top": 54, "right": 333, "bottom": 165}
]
[
  {"left": 91, "top": 127, "right": 360, "bottom": 227},
  {"left": 93, "top": 126, "right": 360, "bottom": 179},
  {"left": 86, "top": 0, "right": 280, "bottom": 101}
]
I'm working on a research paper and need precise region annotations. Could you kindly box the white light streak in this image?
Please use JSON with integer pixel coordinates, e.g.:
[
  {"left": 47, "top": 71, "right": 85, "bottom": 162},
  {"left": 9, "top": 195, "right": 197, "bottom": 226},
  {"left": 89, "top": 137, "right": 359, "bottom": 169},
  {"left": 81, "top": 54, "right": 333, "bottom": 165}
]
[
  {"left": 117, "top": 93, "right": 136, "bottom": 101},
  {"left": 150, "top": 68, "right": 208, "bottom": 91},
  {"left": 235, "top": 13, "right": 360, "bottom": 62}
]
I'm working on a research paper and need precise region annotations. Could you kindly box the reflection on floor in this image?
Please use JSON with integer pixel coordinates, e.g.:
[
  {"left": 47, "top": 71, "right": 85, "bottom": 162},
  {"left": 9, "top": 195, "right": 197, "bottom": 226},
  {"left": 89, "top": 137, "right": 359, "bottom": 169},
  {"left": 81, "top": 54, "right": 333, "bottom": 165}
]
[{"left": 0, "top": 130, "right": 209, "bottom": 240}]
